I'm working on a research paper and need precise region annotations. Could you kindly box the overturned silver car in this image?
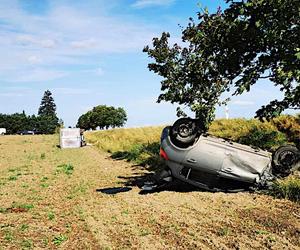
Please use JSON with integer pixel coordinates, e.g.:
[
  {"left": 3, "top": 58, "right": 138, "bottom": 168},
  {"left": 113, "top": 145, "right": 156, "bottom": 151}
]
[{"left": 143, "top": 118, "right": 300, "bottom": 192}]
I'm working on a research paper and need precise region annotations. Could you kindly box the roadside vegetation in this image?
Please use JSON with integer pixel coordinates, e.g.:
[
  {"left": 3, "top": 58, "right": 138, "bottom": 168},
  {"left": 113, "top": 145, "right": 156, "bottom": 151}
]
[
  {"left": 209, "top": 115, "right": 300, "bottom": 150},
  {"left": 270, "top": 176, "right": 300, "bottom": 202},
  {"left": 85, "top": 126, "right": 164, "bottom": 172}
]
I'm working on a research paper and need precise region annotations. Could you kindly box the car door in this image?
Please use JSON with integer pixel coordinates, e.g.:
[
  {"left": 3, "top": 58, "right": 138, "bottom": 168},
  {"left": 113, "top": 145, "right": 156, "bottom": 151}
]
[{"left": 180, "top": 136, "right": 226, "bottom": 187}]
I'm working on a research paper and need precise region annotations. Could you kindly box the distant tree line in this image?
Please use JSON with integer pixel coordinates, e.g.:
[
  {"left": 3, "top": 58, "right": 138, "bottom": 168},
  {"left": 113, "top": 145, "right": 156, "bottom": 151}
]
[
  {"left": 77, "top": 105, "right": 127, "bottom": 130},
  {"left": 0, "top": 90, "right": 60, "bottom": 134}
]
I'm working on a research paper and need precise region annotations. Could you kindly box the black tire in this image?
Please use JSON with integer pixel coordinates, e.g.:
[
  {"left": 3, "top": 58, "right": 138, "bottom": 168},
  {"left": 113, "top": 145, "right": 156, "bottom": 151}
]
[
  {"left": 272, "top": 145, "right": 300, "bottom": 177},
  {"left": 170, "top": 118, "right": 200, "bottom": 147}
]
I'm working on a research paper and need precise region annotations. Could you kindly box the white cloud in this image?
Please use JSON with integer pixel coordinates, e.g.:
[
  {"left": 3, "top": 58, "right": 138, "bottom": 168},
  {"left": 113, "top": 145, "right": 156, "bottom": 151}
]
[
  {"left": 132, "top": 0, "right": 175, "bottom": 8},
  {"left": 231, "top": 100, "right": 255, "bottom": 106},
  {"left": 10, "top": 69, "right": 68, "bottom": 82},
  {"left": 27, "top": 55, "right": 42, "bottom": 64},
  {"left": 0, "top": 1, "right": 157, "bottom": 81},
  {"left": 40, "top": 39, "right": 56, "bottom": 48},
  {"left": 53, "top": 88, "right": 93, "bottom": 95},
  {"left": 70, "top": 38, "right": 96, "bottom": 49},
  {"left": 95, "top": 67, "right": 104, "bottom": 76},
  {"left": 16, "top": 34, "right": 56, "bottom": 48},
  {"left": 0, "top": 92, "right": 24, "bottom": 97}
]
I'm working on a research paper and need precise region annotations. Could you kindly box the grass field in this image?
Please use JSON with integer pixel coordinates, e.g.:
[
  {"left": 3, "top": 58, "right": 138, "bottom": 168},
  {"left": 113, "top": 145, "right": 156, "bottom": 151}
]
[{"left": 0, "top": 134, "right": 300, "bottom": 249}]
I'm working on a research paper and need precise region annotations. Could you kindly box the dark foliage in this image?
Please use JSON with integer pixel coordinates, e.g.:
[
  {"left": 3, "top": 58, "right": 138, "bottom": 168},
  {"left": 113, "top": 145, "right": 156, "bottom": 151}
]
[
  {"left": 237, "top": 125, "right": 287, "bottom": 150},
  {"left": 77, "top": 105, "right": 127, "bottom": 130},
  {"left": 38, "top": 90, "right": 57, "bottom": 117},
  {"left": 37, "top": 90, "right": 59, "bottom": 134},
  {"left": 0, "top": 90, "right": 60, "bottom": 134}
]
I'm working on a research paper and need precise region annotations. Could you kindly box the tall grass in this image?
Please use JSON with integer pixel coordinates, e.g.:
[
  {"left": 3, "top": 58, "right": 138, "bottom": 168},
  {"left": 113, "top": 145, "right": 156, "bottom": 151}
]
[
  {"left": 208, "top": 118, "right": 288, "bottom": 150},
  {"left": 85, "top": 126, "right": 165, "bottom": 171},
  {"left": 85, "top": 126, "right": 164, "bottom": 153},
  {"left": 272, "top": 115, "right": 300, "bottom": 147}
]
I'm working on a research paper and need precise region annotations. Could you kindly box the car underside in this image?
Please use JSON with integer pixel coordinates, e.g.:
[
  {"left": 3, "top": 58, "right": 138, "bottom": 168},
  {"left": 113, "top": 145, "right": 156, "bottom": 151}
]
[{"left": 142, "top": 118, "right": 300, "bottom": 192}]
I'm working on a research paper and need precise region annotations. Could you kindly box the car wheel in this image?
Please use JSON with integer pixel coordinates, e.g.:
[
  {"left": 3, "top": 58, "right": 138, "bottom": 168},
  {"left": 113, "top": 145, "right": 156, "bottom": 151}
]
[
  {"left": 170, "top": 118, "right": 199, "bottom": 147},
  {"left": 272, "top": 145, "right": 300, "bottom": 177}
]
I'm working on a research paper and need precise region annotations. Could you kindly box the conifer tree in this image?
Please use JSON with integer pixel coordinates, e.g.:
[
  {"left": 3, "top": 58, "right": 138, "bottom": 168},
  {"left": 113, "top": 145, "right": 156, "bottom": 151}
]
[
  {"left": 38, "top": 90, "right": 57, "bottom": 117},
  {"left": 37, "top": 90, "right": 59, "bottom": 134}
]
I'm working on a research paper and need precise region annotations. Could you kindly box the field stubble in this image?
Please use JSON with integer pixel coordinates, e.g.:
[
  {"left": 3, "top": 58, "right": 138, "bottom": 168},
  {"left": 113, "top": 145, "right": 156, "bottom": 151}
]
[{"left": 0, "top": 134, "right": 299, "bottom": 249}]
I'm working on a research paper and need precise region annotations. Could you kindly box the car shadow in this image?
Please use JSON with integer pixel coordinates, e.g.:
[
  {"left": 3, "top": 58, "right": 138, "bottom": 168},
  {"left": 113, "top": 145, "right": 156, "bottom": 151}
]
[
  {"left": 140, "top": 179, "right": 200, "bottom": 195},
  {"left": 117, "top": 173, "right": 200, "bottom": 195},
  {"left": 107, "top": 144, "right": 202, "bottom": 195},
  {"left": 96, "top": 187, "right": 132, "bottom": 195}
]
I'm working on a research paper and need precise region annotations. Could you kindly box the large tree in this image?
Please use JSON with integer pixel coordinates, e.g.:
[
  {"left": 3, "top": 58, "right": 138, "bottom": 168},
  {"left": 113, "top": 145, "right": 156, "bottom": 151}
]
[
  {"left": 38, "top": 90, "right": 57, "bottom": 116},
  {"left": 144, "top": 0, "right": 299, "bottom": 129},
  {"left": 38, "top": 90, "right": 59, "bottom": 134},
  {"left": 77, "top": 105, "right": 127, "bottom": 130}
]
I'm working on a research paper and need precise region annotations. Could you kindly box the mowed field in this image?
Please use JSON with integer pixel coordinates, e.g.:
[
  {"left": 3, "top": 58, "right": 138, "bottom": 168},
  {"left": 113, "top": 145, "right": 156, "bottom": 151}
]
[{"left": 0, "top": 135, "right": 299, "bottom": 249}]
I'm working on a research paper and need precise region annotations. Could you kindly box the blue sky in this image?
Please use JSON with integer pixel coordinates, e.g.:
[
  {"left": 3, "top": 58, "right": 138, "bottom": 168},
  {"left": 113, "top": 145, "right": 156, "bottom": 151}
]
[{"left": 0, "top": 0, "right": 289, "bottom": 127}]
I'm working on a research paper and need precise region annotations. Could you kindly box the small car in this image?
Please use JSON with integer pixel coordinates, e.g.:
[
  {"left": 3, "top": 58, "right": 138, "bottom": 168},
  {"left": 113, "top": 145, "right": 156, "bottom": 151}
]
[
  {"left": 143, "top": 118, "right": 300, "bottom": 192},
  {"left": 17, "top": 130, "right": 35, "bottom": 135}
]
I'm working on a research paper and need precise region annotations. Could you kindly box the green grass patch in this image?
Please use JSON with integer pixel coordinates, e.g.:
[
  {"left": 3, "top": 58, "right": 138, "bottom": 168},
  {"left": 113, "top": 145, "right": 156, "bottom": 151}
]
[
  {"left": 21, "top": 239, "right": 33, "bottom": 249},
  {"left": 40, "top": 153, "right": 46, "bottom": 159},
  {"left": 255, "top": 229, "right": 269, "bottom": 235},
  {"left": 48, "top": 211, "right": 55, "bottom": 221},
  {"left": 19, "top": 224, "right": 29, "bottom": 231},
  {"left": 218, "top": 227, "right": 231, "bottom": 236},
  {"left": 12, "top": 202, "right": 34, "bottom": 211},
  {"left": 0, "top": 207, "right": 7, "bottom": 213},
  {"left": 4, "top": 230, "right": 14, "bottom": 242},
  {"left": 8, "top": 175, "right": 18, "bottom": 181},
  {"left": 40, "top": 183, "right": 49, "bottom": 188},
  {"left": 40, "top": 176, "right": 49, "bottom": 188},
  {"left": 21, "top": 183, "right": 29, "bottom": 188},
  {"left": 56, "top": 164, "right": 74, "bottom": 175},
  {"left": 269, "top": 176, "right": 300, "bottom": 202},
  {"left": 67, "top": 182, "right": 88, "bottom": 199},
  {"left": 53, "top": 234, "right": 67, "bottom": 246},
  {"left": 40, "top": 176, "right": 48, "bottom": 182},
  {"left": 139, "top": 228, "right": 151, "bottom": 236}
]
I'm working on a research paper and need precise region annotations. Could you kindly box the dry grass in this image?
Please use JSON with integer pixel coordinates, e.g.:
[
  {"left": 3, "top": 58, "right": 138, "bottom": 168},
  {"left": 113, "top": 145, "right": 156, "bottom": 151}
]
[
  {"left": 85, "top": 126, "right": 164, "bottom": 152},
  {"left": 209, "top": 118, "right": 272, "bottom": 140},
  {"left": 0, "top": 134, "right": 299, "bottom": 249}
]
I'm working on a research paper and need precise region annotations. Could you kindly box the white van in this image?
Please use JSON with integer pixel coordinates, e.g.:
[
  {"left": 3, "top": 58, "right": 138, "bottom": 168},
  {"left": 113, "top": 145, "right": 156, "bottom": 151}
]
[{"left": 0, "top": 128, "right": 6, "bottom": 135}]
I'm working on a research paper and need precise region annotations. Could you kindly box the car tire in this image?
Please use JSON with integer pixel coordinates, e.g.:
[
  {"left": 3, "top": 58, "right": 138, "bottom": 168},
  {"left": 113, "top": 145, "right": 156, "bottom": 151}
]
[
  {"left": 272, "top": 145, "right": 300, "bottom": 177},
  {"left": 170, "top": 118, "right": 199, "bottom": 147}
]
